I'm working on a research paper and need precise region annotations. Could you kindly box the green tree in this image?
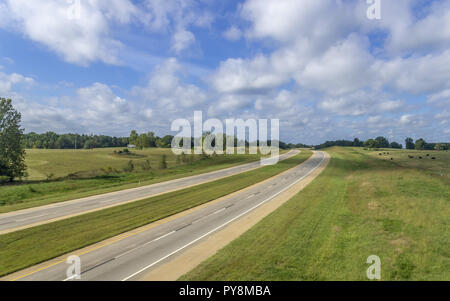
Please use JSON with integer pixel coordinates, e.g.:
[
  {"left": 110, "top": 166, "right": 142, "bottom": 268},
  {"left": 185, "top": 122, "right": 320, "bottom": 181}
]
[
  {"left": 83, "top": 139, "right": 97, "bottom": 149},
  {"left": 375, "top": 136, "right": 390, "bottom": 148},
  {"left": 147, "top": 131, "right": 157, "bottom": 147},
  {"left": 364, "top": 139, "right": 377, "bottom": 148},
  {"left": 415, "top": 138, "right": 426, "bottom": 150},
  {"left": 0, "top": 98, "right": 26, "bottom": 181},
  {"left": 405, "top": 137, "right": 415, "bottom": 150},
  {"left": 434, "top": 143, "right": 446, "bottom": 151},
  {"left": 129, "top": 130, "right": 138, "bottom": 145},
  {"left": 353, "top": 138, "right": 363, "bottom": 147},
  {"left": 390, "top": 142, "right": 402, "bottom": 149}
]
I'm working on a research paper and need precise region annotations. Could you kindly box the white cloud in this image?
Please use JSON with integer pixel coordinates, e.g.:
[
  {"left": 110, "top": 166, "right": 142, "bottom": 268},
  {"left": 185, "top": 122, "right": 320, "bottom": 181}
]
[
  {"left": 143, "top": 0, "right": 213, "bottom": 54},
  {"left": 378, "top": 50, "right": 450, "bottom": 94},
  {"left": 399, "top": 114, "right": 425, "bottom": 127},
  {"left": 0, "top": 71, "right": 34, "bottom": 94},
  {"left": 428, "top": 89, "right": 450, "bottom": 106},
  {"left": 296, "top": 34, "right": 375, "bottom": 96},
  {"left": 171, "top": 27, "right": 196, "bottom": 53},
  {"left": 207, "top": 94, "right": 252, "bottom": 117},
  {"left": 382, "top": 0, "right": 450, "bottom": 55},
  {"left": 212, "top": 55, "right": 289, "bottom": 94},
  {"left": 223, "top": 26, "right": 242, "bottom": 41},
  {"left": 0, "top": 0, "right": 139, "bottom": 65},
  {"left": 319, "top": 90, "right": 404, "bottom": 117},
  {"left": 133, "top": 58, "right": 207, "bottom": 112},
  {"left": 241, "top": 0, "right": 356, "bottom": 49},
  {"left": 76, "top": 83, "right": 130, "bottom": 121}
]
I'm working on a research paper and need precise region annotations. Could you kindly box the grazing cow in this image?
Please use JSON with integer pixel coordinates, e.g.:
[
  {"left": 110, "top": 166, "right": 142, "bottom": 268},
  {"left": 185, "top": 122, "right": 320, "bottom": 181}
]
[
  {"left": 432, "top": 157, "right": 436, "bottom": 160},
  {"left": 419, "top": 156, "right": 422, "bottom": 159}
]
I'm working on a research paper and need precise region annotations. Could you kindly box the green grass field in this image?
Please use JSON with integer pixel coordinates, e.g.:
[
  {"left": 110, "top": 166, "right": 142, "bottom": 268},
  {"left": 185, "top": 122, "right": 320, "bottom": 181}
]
[
  {"left": 0, "top": 151, "right": 312, "bottom": 277},
  {"left": 24, "top": 148, "right": 184, "bottom": 180},
  {"left": 182, "top": 147, "right": 449, "bottom": 281},
  {"left": 0, "top": 148, "right": 268, "bottom": 213}
]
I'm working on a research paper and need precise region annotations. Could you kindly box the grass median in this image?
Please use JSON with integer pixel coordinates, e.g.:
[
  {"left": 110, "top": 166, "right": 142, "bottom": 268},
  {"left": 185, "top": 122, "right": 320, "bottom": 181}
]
[
  {"left": 0, "top": 150, "right": 312, "bottom": 277},
  {"left": 182, "top": 147, "right": 449, "bottom": 281}
]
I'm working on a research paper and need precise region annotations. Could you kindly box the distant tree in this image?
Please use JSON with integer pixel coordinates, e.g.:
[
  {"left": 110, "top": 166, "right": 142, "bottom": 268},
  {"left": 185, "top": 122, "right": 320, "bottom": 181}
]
[
  {"left": 405, "top": 137, "right": 415, "bottom": 150},
  {"left": 375, "top": 136, "right": 390, "bottom": 148},
  {"left": 156, "top": 135, "right": 174, "bottom": 148},
  {"left": 390, "top": 142, "right": 402, "bottom": 149},
  {"left": 83, "top": 139, "right": 97, "bottom": 149},
  {"left": 364, "top": 139, "right": 378, "bottom": 148},
  {"left": 353, "top": 138, "right": 363, "bottom": 147},
  {"left": 0, "top": 98, "right": 26, "bottom": 181},
  {"left": 135, "top": 133, "right": 149, "bottom": 150},
  {"left": 129, "top": 130, "right": 138, "bottom": 145},
  {"left": 415, "top": 138, "right": 426, "bottom": 150},
  {"left": 434, "top": 143, "right": 447, "bottom": 151},
  {"left": 424, "top": 143, "right": 435, "bottom": 151},
  {"left": 314, "top": 139, "right": 359, "bottom": 149},
  {"left": 147, "top": 131, "right": 157, "bottom": 147}
]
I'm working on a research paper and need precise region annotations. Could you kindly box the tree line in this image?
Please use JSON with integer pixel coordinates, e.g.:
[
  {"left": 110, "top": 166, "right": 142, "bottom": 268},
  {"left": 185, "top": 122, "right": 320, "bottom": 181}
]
[
  {"left": 23, "top": 131, "right": 178, "bottom": 150},
  {"left": 315, "top": 137, "right": 449, "bottom": 150},
  {"left": 24, "top": 132, "right": 129, "bottom": 149},
  {"left": 404, "top": 137, "right": 449, "bottom": 151},
  {"left": 315, "top": 138, "right": 365, "bottom": 149}
]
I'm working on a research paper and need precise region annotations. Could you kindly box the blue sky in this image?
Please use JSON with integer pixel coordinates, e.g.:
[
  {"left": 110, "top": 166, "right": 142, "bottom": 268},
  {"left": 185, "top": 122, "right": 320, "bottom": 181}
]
[{"left": 0, "top": 0, "right": 449, "bottom": 144}]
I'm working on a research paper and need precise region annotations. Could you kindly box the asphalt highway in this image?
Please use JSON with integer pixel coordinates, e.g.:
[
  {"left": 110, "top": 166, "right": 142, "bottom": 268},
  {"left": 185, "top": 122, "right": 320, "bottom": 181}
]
[
  {"left": 0, "top": 151, "right": 297, "bottom": 233},
  {"left": 12, "top": 151, "right": 326, "bottom": 281}
]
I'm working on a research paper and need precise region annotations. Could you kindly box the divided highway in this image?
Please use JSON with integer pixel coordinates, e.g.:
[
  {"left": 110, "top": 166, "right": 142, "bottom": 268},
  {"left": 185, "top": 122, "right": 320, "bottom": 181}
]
[
  {"left": 10, "top": 151, "right": 326, "bottom": 281},
  {"left": 0, "top": 151, "right": 297, "bottom": 234}
]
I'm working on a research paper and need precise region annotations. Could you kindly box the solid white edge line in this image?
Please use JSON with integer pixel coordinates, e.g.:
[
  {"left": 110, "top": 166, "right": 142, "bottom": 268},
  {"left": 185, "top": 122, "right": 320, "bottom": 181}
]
[{"left": 121, "top": 152, "right": 325, "bottom": 281}]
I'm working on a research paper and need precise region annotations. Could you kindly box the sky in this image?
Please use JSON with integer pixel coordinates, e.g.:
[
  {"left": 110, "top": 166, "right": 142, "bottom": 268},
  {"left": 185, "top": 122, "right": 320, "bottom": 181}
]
[{"left": 0, "top": 0, "right": 449, "bottom": 145}]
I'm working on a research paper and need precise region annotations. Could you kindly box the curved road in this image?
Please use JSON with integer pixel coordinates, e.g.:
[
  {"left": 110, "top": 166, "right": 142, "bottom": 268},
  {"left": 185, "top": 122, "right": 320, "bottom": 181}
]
[
  {"left": 0, "top": 151, "right": 297, "bottom": 234},
  {"left": 9, "top": 151, "right": 326, "bottom": 281}
]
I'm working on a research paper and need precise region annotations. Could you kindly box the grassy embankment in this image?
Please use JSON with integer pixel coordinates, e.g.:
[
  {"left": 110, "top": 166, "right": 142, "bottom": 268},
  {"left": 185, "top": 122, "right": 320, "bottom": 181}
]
[
  {"left": 0, "top": 148, "right": 272, "bottom": 213},
  {"left": 182, "top": 147, "right": 449, "bottom": 281},
  {"left": 0, "top": 151, "right": 312, "bottom": 277}
]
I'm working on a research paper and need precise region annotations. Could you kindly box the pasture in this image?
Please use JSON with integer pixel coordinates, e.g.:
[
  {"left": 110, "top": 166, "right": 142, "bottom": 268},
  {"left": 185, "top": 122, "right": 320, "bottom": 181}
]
[{"left": 25, "top": 148, "right": 181, "bottom": 180}]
